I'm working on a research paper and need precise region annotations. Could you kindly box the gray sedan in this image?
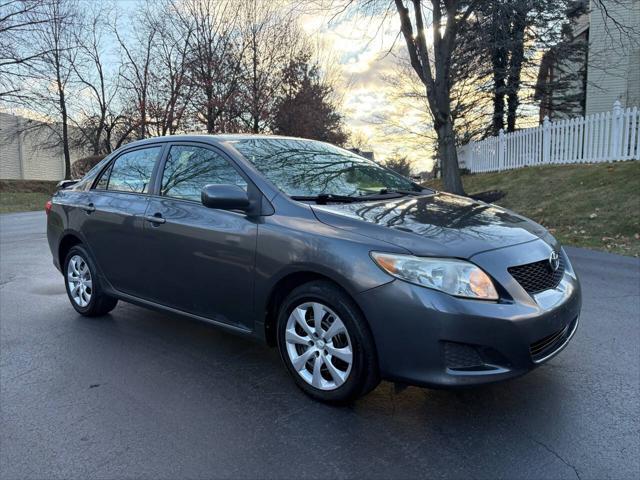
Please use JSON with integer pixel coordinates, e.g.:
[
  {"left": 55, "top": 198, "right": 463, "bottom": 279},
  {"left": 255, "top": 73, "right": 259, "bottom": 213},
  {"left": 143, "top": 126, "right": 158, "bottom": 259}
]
[{"left": 46, "top": 135, "right": 581, "bottom": 403}]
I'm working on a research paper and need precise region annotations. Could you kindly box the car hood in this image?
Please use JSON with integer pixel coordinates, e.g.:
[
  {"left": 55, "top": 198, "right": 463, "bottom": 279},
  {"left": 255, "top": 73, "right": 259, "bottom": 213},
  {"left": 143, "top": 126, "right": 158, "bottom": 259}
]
[{"left": 311, "top": 192, "right": 557, "bottom": 258}]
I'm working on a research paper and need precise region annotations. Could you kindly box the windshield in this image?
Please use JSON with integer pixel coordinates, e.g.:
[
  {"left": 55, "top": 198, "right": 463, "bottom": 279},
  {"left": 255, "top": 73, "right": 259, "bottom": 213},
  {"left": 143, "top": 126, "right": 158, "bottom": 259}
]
[{"left": 230, "top": 138, "right": 423, "bottom": 198}]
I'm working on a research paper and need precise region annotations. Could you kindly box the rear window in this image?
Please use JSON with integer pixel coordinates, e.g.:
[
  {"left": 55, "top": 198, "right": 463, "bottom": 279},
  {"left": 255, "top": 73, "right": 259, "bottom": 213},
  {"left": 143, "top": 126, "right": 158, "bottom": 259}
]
[{"left": 95, "top": 147, "right": 161, "bottom": 194}]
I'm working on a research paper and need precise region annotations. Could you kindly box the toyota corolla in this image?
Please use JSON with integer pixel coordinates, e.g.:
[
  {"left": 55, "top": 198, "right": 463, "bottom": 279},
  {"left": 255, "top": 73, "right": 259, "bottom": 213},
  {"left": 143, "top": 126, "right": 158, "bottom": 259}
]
[{"left": 46, "top": 135, "right": 581, "bottom": 403}]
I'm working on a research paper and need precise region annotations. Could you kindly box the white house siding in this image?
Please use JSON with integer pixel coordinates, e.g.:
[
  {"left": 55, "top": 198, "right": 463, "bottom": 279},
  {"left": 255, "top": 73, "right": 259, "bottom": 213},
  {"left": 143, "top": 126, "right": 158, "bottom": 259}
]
[
  {"left": 586, "top": 0, "right": 640, "bottom": 114},
  {"left": 0, "top": 112, "right": 85, "bottom": 180}
]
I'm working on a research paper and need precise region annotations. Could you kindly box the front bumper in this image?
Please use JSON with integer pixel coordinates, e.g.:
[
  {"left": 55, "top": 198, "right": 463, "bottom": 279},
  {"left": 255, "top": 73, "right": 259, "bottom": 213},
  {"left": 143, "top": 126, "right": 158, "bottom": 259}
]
[{"left": 356, "top": 243, "right": 582, "bottom": 388}]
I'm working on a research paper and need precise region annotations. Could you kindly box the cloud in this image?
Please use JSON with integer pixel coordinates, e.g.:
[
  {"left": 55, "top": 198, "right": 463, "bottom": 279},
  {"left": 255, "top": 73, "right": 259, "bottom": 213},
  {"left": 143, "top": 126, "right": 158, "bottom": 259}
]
[{"left": 301, "top": 7, "right": 436, "bottom": 172}]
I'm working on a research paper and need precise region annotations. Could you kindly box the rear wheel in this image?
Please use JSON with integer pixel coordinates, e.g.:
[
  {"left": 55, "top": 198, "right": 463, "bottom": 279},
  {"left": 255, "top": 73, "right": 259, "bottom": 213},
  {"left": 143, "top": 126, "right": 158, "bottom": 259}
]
[
  {"left": 64, "top": 245, "right": 117, "bottom": 316},
  {"left": 276, "top": 280, "right": 379, "bottom": 403}
]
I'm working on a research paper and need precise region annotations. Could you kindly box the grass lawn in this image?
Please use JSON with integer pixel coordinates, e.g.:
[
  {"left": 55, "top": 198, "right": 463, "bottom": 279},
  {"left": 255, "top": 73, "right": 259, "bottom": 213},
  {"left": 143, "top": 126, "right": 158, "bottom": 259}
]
[
  {"left": 0, "top": 180, "right": 57, "bottom": 214},
  {"left": 427, "top": 161, "right": 640, "bottom": 257}
]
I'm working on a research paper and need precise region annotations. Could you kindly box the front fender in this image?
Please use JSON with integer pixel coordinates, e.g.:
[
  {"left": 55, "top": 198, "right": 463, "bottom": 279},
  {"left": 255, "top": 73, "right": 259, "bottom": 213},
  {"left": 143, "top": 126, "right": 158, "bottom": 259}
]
[{"left": 252, "top": 213, "right": 404, "bottom": 341}]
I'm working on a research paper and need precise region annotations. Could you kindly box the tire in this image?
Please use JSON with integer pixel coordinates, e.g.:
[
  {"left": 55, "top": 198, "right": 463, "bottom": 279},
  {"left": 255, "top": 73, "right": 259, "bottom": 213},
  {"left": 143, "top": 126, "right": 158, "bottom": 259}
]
[
  {"left": 64, "top": 245, "right": 118, "bottom": 317},
  {"left": 276, "top": 280, "right": 380, "bottom": 404}
]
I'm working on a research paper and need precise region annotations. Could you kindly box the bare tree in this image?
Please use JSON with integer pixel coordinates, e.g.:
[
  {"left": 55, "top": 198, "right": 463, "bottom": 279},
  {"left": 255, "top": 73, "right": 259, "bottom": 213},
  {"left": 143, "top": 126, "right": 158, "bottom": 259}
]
[
  {"left": 102, "top": 107, "right": 139, "bottom": 151},
  {"left": 144, "top": 0, "right": 193, "bottom": 137},
  {"left": 115, "top": 10, "right": 158, "bottom": 140},
  {"left": 2, "top": 0, "right": 137, "bottom": 158},
  {"left": 177, "top": 0, "right": 245, "bottom": 133},
  {"left": 71, "top": 5, "right": 121, "bottom": 154},
  {"left": 237, "top": 0, "right": 300, "bottom": 133},
  {"left": 2, "top": 0, "right": 350, "bottom": 167},
  {"left": 44, "top": 0, "right": 77, "bottom": 178},
  {"left": 393, "top": 0, "right": 479, "bottom": 194},
  {"left": 347, "top": 130, "right": 372, "bottom": 151},
  {"left": 7, "top": 0, "right": 80, "bottom": 179},
  {"left": 0, "top": 0, "right": 49, "bottom": 98},
  {"left": 316, "top": 0, "right": 476, "bottom": 192}
]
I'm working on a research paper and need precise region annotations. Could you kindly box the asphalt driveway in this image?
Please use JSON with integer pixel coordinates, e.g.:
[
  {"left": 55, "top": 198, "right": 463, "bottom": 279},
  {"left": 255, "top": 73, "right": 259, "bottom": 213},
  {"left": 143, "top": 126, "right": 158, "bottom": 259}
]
[{"left": 1, "top": 211, "right": 639, "bottom": 479}]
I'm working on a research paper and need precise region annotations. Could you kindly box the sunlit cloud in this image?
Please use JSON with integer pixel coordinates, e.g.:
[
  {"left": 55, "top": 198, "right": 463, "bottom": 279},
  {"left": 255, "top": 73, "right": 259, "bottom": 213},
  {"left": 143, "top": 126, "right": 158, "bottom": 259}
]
[{"left": 300, "top": 7, "right": 436, "bottom": 173}]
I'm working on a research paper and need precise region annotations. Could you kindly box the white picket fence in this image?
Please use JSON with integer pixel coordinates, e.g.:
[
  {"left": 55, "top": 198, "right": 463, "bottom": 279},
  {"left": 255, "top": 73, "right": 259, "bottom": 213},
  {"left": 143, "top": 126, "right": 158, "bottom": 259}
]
[{"left": 458, "top": 101, "right": 640, "bottom": 173}]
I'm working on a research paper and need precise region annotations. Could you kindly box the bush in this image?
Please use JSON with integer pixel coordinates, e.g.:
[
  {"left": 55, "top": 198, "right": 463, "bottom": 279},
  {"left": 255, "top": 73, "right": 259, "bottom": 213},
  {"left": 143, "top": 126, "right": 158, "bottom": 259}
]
[
  {"left": 0, "top": 180, "right": 58, "bottom": 194},
  {"left": 71, "top": 155, "right": 105, "bottom": 178},
  {"left": 384, "top": 155, "right": 412, "bottom": 177}
]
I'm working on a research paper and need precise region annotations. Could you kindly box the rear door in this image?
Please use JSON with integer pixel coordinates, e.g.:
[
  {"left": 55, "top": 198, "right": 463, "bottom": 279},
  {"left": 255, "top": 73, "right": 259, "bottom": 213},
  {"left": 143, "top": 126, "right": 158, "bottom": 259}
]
[
  {"left": 82, "top": 145, "right": 164, "bottom": 297},
  {"left": 139, "top": 143, "right": 258, "bottom": 330}
]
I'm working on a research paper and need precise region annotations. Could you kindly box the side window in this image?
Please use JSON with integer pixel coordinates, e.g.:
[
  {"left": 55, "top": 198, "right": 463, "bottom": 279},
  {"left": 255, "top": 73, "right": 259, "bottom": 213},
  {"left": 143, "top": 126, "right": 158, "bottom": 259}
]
[
  {"left": 95, "top": 147, "right": 161, "bottom": 194},
  {"left": 94, "top": 162, "right": 113, "bottom": 190},
  {"left": 160, "top": 145, "right": 247, "bottom": 202}
]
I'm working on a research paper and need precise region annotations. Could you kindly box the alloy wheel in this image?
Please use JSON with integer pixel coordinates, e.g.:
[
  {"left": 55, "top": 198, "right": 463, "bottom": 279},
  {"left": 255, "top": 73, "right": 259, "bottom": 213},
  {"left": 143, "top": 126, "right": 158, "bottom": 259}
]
[
  {"left": 67, "top": 255, "right": 92, "bottom": 308},
  {"left": 285, "top": 302, "right": 353, "bottom": 391}
]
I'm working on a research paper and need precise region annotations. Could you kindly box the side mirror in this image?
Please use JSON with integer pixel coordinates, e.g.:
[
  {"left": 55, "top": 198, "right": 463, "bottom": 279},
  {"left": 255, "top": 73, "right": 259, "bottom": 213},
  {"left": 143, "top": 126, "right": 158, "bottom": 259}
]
[
  {"left": 56, "top": 179, "right": 79, "bottom": 190},
  {"left": 201, "top": 184, "right": 251, "bottom": 211}
]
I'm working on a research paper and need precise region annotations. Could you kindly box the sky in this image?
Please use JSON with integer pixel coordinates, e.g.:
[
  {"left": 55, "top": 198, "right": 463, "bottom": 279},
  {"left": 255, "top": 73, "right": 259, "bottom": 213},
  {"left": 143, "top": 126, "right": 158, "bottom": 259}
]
[
  {"left": 298, "top": 5, "right": 437, "bottom": 172},
  {"left": 4, "top": 0, "right": 436, "bottom": 172},
  {"left": 110, "top": 0, "right": 434, "bottom": 170}
]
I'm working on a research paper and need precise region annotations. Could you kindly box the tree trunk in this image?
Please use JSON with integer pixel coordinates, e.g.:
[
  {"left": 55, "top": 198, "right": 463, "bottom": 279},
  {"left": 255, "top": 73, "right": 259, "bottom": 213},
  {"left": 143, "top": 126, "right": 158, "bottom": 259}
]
[
  {"left": 506, "top": 74, "right": 521, "bottom": 132},
  {"left": 489, "top": 3, "right": 507, "bottom": 136},
  {"left": 104, "top": 127, "right": 112, "bottom": 153},
  {"left": 393, "top": 0, "right": 465, "bottom": 195},
  {"left": 60, "top": 100, "right": 71, "bottom": 179},
  {"left": 252, "top": 39, "right": 260, "bottom": 133},
  {"left": 436, "top": 121, "right": 464, "bottom": 194},
  {"left": 207, "top": 103, "right": 215, "bottom": 133},
  {"left": 93, "top": 114, "right": 104, "bottom": 155},
  {"left": 506, "top": 10, "right": 527, "bottom": 132},
  {"left": 205, "top": 82, "right": 215, "bottom": 133},
  {"left": 54, "top": 57, "right": 71, "bottom": 179},
  {"left": 139, "top": 94, "right": 147, "bottom": 139},
  {"left": 491, "top": 53, "right": 506, "bottom": 135}
]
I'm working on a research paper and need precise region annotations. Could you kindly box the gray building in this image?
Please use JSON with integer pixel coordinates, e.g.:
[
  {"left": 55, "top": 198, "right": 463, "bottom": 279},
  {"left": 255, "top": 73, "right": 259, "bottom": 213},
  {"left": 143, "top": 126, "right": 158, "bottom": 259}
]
[{"left": 0, "top": 112, "right": 86, "bottom": 180}]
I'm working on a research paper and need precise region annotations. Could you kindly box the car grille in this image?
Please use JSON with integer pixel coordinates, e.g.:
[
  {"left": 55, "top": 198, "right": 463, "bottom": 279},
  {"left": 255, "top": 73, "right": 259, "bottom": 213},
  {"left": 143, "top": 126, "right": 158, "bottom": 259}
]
[
  {"left": 508, "top": 255, "right": 564, "bottom": 295},
  {"left": 529, "top": 317, "right": 578, "bottom": 362}
]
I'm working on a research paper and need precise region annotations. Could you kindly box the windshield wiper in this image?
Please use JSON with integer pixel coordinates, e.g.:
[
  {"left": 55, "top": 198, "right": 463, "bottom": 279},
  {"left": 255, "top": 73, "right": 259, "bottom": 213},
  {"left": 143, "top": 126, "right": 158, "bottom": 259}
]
[
  {"left": 375, "top": 188, "right": 427, "bottom": 196},
  {"left": 292, "top": 189, "right": 429, "bottom": 204},
  {"left": 290, "top": 193, "right": 360, "bottom": 204}
]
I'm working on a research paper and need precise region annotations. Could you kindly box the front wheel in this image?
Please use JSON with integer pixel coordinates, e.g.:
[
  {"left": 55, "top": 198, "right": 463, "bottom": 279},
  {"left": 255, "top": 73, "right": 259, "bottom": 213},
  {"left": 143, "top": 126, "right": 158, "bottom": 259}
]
[
  {"left": 276, "top": 280, "right": 379, "bottom": 404},
  {"left": 64, "top": 245, "right": 118, "bottom": 317}
]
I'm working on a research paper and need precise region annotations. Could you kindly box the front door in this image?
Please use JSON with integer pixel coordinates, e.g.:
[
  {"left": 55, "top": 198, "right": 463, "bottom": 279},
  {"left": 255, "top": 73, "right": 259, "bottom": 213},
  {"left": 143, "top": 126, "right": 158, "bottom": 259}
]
[
  {"left": 82, "top": 145, "right": 163, "bottom": 297},
  {"left": 140, "top": 143, "right": 258, "bottom": 330}
]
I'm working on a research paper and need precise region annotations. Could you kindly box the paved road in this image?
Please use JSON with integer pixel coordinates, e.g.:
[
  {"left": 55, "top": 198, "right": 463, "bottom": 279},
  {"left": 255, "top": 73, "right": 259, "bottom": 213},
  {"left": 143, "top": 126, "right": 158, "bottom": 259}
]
[{"left": 1, "top": 211, "right": 639, "bottom": 479}]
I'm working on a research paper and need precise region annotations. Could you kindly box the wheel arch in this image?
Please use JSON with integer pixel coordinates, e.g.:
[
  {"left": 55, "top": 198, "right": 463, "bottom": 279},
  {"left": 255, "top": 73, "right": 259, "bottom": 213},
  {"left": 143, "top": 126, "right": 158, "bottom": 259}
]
[
  {"left": 263, "top": 270, "right": 369, "bottom": 347},
  {"left": 58, "top": 232, "right": 83, "bottom": 269}
]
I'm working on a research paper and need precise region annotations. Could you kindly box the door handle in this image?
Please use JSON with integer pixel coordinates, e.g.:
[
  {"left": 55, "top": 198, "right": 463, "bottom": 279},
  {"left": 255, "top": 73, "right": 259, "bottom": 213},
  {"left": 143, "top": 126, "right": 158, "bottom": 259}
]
[
  {"left": 80, "top": 203, "right": 95, "bottom": 213},
  {"left": 144, "top": 214, "right": 166, "bottom": 225}
]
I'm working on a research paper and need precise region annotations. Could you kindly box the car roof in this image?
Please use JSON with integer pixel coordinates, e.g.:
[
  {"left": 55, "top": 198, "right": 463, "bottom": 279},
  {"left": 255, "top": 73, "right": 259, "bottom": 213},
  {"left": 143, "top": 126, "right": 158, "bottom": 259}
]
[{"left": 120, "top": 133, "right": 319, "bottom": 149}]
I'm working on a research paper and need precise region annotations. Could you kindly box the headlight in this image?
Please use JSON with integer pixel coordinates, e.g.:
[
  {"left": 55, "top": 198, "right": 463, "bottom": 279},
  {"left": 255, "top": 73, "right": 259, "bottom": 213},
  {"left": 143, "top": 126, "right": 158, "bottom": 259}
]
[{"left": 371, "top": 252, "right": 498, "bottom": 300}]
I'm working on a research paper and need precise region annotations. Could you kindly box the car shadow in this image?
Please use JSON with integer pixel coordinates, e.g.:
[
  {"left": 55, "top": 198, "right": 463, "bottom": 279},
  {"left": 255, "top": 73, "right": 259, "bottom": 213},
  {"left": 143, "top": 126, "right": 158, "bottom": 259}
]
[
  {"left": 32, "top": 299, "right": 599, "bottom": 478},
  {"left": 69, "top": 300, "right": 568, "bottom": 424}
]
